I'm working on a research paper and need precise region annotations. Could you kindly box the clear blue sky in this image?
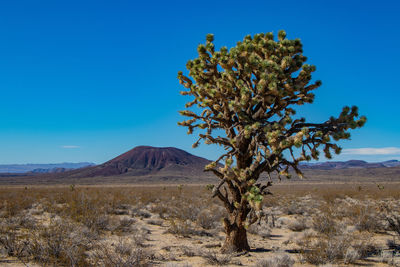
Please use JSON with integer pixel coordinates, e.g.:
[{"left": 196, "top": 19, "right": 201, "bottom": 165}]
[{"left": 0, "top": 0, "right": 399, "bottom": 164}]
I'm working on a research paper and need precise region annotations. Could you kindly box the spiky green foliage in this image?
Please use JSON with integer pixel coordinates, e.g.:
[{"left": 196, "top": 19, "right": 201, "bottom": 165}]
[{"left": 178, "top": 31, "right": 366, "bottom": 251}]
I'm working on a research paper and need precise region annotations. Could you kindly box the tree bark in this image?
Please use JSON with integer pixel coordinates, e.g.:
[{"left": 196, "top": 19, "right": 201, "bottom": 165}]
[{"left": 221, "top": 219, "right": 250, "bottom": 253}]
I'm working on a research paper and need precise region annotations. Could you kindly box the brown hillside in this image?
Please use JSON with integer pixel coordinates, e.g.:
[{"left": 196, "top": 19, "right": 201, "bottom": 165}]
[{"left": 67, "top": 146, "right": 212, "bottom": 178}]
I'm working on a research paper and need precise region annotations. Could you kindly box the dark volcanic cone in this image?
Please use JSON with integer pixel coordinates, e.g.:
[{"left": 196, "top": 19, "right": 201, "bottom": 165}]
[{"left": 69, "top": 146, "right": 211, "bottom": 178}]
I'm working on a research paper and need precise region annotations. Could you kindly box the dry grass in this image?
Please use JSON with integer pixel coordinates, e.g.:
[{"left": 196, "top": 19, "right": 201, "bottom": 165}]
[
  {"left": 201, "top": 249, "right": 233, "bottom": 265},
  {"left": 255, "top": 254, "right": 294, "bottom": 267},
  {"left": 90, "top": 238, "right": 150, "bottom": 267},
  {"left": 0, "top": 183, "right": 400, "bottom": 266}
]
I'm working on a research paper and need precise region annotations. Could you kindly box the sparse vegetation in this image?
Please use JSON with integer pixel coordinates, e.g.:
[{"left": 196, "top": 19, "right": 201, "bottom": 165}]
[
  {"left": 90, "top": 238, "right": 150, "bottom": 267},
  {"left": 387, "top": 213, "right": 400, "bottom": 237},
  {"left": 255, "top": 254, "right": 294, "bottom": 267},
  {"left": 201, "top": 249, "right": 233, "bottom": 265},
  {"left": 0, "top": 184, "right": 399, "bottom": 266}
]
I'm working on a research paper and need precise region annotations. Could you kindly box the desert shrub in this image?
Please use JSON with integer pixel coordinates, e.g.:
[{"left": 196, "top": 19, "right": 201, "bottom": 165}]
[
  {"left": 379, "top": 250, "right": 398, "bottom": 265},
  {"left": 150, "top": 196, "right": 209, "bottom": 222},
  {"left": 28, "top": 202, "right": 45, "bottom": 216},
  {"left": 111, "top": 203, "right": 132, "bottom": 215},
  {"left": 0, "top": 230, "right": 28, "bottom": 258},
  {"left": 133, "top": 209, "right": 152, "bottom": 219},
  {"left": 173, "top": 203, "right": 201, "bottom": 222},
  {"left": 166, "top": 220, "right": 198, "bottom": 237},
  {"left": 387, "top": 213, "right": 400, "bottom": 237},
  {"left": 131, "top": 226, "right": 149, "bottom": 247},
  {"left": 2, "top": 195, "right": 34, "bottom": 218},
  {"left": 0, "top": 218, "right": 27, "bottom": 258},
  {"left": 312, "top": 212, "right": 338, "bottom": 236},
  {"left": 255, "top": 254, "right": 294, "bottom": 267},
  {"left": 196, "top": 207, "right": 223, "bottom": 230},
  {"left": 351, "top": 234, "right": 380, "bottom": 258},
  {"left": 149, "top": 202, "right": 170, "bottom": 219},
  {"left": 18, "top": 213, "right": 38, "bottom": 230},
  {"left": 111, "top": 208, "right": 130, "bottom": 216},
  {"left": 0, "top": 217, "right": 21, "bottom": 233},
  {"left": 352, "top": 205, "right": 384, "bottom": 232},
  {"left": 115, "top": 217, "right": 136, "bottom": 233},
  {"left": 85, "top": 213, "right": 110, "bottom": 233},
  {"left": 57, "top": 191, "right": 112, "bottom": 233},
  {"left": 26, "top": 218, "right": 94, "bottom": 266},
  {"left": 0, "top": 213, "right": 37, "bottom": 231},
  {"left": 288, "top": 218, "right": 308, "bottom": 232},
  {"left": 180, "top": 245, "right": 200, "bottom": 257},
  {"left": 201, "top": 249, "right": 232, "bottom": 265},
  {"left": 248, "top": 223, "right": 271, "bottom": 238},
  {"left": 300, "top": 232, "right": 378, "bottom": 265},
  {"left": 344, "top": 247, "right": 361, "bottom": 264},
  {"left": 147, "top": 219, "right": 163, "bottom": 226},
  {"left": 284, "top": 200, "right": 307, "bottom": 215},
  {"left": 300, "top": 234, "right": 352, "bottom": 265},
  {"left": 90, "top": 238, "right": 150, "bottom": 267}
]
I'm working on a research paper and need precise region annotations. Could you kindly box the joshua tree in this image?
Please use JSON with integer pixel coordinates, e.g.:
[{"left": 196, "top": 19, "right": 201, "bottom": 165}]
[{"left": 178, "top": 31, "right": 366, "bottom": 252}]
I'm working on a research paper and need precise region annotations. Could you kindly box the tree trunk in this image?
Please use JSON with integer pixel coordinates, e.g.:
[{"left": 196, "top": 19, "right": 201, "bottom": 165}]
[{"left": 221, "top": 219, "right": 250, "bottom": 253}]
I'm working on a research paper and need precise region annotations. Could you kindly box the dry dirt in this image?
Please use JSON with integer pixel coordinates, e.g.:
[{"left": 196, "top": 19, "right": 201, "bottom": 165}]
[{"left": 1, "top": 183, "right": 400, "bottom": 266}]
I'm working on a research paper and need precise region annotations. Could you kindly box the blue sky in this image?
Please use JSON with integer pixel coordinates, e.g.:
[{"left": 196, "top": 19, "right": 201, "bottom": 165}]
[{"left": 0, "top": 0, "right": 399, "bottom": 164}]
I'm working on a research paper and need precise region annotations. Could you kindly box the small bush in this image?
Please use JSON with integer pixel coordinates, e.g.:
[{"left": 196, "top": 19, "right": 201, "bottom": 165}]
[
  {"left": 379, "top": 250, "right": 397, "bottom": 265},
  {"left": 166, "top": 220, "right": 198, "bottom": 237},
  {"left": 201, "top": 249, "right": 232, "bottom": 265},
  {"left": 180, "top": 245, "right": 199, "bottom": 257},
  {"left": 284, "top": 201, "right": 307, "bottom": 215},
  {"left": 131, "top": 226, "right": 149, "bottom": 247},
  {"left": 300, "top": 232, "right": 378, "bottom": 265},
  {"left": 288, "top": 218, "right": 308, "bottom": 232},
  {"left": 387, "top": 213, "right": 400, "bottom": 237},
  {"left": 353, "top": 205, "right": 384, "bottom": 232},
  {"left": 255, "top": 254, "right": 294, "bottom": 267},
  {"left": 300, "top": 235, "right": 351, "bottom": 265},
  {"left": 312, "top": 213, "right": 338, "bottom": 236},
  {"left": 147, "top": 219, "right": 163, "bottom": 226},
  {"left": 344, "top": 247, "right": 361, "bottom": 264},
  {"left": 196, "top": 209, "right": 218, "bottom": 230},
  {"left": 134, "top": 209, "right": 152, "bottom": 219},
  {"left": 248, "top": 223, "right": 271, "bottom": 238},
  {"left": 90, "top": 239, "right": 150, "bottom": 267},
  {"left": 0, "top": 230, "right": 28, "bottom": 257},
  {"left": 196, "top": 206, "right": 225, "bottom": 230},
  {"left": 27, "top": 220, "right": 91, "bottom": 266},
  {"left": 116, "top": 217, "right": 136, "bottom": 232}
]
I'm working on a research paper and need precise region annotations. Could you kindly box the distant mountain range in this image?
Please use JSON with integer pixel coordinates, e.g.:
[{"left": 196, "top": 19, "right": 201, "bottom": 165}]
[
  {"left": 300, "top": 160, "right": 400, "bottom": 170},
  {"left": 0, "top": 146, "right": 399, "bottom": 185},
  {"left": 0, "top": 162, "right": 95, "bottom": 173},
  {"left": 30, "top": 167, "right": 75, "bottom": 174}
]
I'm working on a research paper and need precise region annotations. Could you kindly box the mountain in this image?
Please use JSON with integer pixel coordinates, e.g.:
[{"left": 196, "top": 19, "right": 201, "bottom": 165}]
[
  {"left": 300, "top": 160, "right": 387, "bottom": 170},
  {"left": 0, "top": 162, "right": 96, "bottom": 173},
  {"left": 30, "top": 167, "right": 70, "bottom": 173},
  {"left": 381, "top": 160, "right": 400, "bottom": 167},
  {"left": 1, "top": 146, "right": 399, "bottom": 185},
  {"left": 65, "top": 146, "right": 213, "bottom": 179}
]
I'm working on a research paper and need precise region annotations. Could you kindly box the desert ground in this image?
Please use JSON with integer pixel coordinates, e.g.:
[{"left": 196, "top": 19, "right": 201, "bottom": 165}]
[{"left": 1, "top": 182, "right": 400, "bottom": 267}]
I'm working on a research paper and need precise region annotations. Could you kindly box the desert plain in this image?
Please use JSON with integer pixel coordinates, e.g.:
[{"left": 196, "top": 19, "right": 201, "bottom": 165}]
[{"left": 1, "top": 178, "right": 400, "bottom": 267}]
